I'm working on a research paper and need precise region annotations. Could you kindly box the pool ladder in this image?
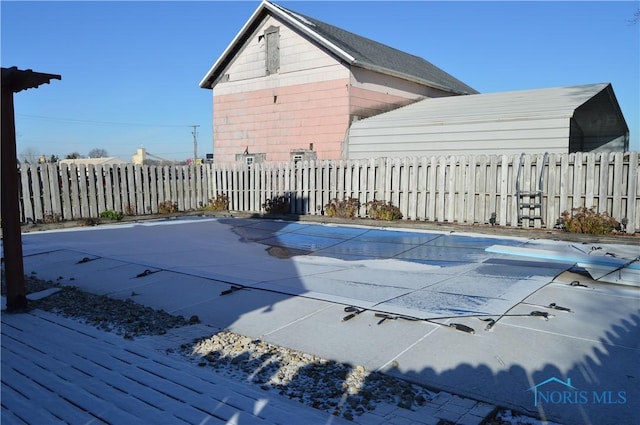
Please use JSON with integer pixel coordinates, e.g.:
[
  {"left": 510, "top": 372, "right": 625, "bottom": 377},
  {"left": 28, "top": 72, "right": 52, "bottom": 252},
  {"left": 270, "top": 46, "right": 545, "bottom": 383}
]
[{"left": 515, "top": 152, "right": 547, "bottom": 226}]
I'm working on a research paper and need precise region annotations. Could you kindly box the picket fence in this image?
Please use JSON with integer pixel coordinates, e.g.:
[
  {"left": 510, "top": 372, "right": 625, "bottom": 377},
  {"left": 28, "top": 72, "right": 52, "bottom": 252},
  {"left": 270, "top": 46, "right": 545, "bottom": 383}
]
[{"left": 15, "top": 152, "right": 640, "bottom": 233}]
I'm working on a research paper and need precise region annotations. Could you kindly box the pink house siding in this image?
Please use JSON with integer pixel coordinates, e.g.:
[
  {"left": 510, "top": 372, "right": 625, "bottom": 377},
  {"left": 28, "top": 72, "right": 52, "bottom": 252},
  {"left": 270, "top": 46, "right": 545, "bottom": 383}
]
[
  {"left": 348, "top": 68, "right": 456, "bottom": 120},
  {"left": 214, "top": 79, "right": 350, "bottom": 163},
  {"left": 350, "top": 87, "right": 417, "bottom": 121},
  {"left": 213, "top": 75, "right": 459, "bottom": 162}
]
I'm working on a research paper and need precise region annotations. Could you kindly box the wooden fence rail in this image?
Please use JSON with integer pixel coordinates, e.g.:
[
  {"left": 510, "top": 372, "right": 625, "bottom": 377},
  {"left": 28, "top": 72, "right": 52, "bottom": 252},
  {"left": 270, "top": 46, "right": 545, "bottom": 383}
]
[{"left": 14, "top": 152, "right": 640, "bottom": 233}]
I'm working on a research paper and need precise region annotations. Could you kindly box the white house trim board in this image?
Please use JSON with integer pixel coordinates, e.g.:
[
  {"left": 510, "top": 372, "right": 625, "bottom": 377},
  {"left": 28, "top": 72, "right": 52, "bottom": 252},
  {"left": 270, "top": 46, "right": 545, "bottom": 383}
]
[
  {"left": 199, "top": 3, "right": 266, "bottom": 88},
  {"left": 200, "top": 0, "right": 355, "bottom": 89},
  {"left": 265, "top": 1, "right": 356, "bottom": 63}
]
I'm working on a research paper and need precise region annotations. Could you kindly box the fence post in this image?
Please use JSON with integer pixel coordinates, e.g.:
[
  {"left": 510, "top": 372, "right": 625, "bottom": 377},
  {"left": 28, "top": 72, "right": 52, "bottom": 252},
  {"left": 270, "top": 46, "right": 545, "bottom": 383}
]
[
  {"left": 321, "top": 160, "right": 328, "bottom": 213},
  {"left": 465, "top": 155, "right": 477, "bottom": 224},
  {"left": 86, "top": 165, "right": 98, "bottom": 217},
  {"left": 611, "top": 152, "right": 623, "bottom": 221},
  {"left": 149, "top": 166, "right": 158, "bottom": 213},
  {"left": 497, "top": 155, "right": 509, "bottom": 226},
  {"left": 40, "top": 164, "right": 53, "bottom": 219},
  {"left": 295, "top": 160, "right": 303, "bottom": 214},
  {"left": 358, "top": 159, "right": 367, "bottom": 217},
  {"left": 19, "top": 165, "right": 34, "bottom": 222},
  {"left": 597, "top": 153, "right": 610, "bottom": 215},
  {"left": 32, "top": 164, "right": 45, "bottom": 221},
  {"left": 415, "top": 157, "right": 426, "bottom": 221},
  {"left": 571, "top": 152, "right": 583, "bottom": 211},
  {"left": 113, "top": 165, "right": 122, "bottom": 214},
  {"left": 626, "top": 152, "right": 638, "bottom": 233},
  {"left": 436, "top": 156, "right": 446, "bottom": 222},
  {"left": 545, "top": 153, "right": 558, "bottom": 227}
]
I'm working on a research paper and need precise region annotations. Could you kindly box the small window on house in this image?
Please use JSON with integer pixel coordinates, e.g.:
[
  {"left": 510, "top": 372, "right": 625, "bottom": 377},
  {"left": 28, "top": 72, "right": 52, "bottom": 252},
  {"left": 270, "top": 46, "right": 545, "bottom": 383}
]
[
  {"left": 265, "top": 26, "right": 280, "bottom": 75},
  {"left": 290, "top": 149, "right": 316, "bottom": 163},
  {"left": 236, "top": 152, "right": 265, "bottom": 164}
]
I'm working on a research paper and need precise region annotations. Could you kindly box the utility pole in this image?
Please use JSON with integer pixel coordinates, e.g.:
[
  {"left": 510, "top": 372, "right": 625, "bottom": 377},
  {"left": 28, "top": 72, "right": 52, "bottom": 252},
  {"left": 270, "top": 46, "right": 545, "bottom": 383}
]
[{"left": 191, "top": 125, "right": 200, "bottom": 163}]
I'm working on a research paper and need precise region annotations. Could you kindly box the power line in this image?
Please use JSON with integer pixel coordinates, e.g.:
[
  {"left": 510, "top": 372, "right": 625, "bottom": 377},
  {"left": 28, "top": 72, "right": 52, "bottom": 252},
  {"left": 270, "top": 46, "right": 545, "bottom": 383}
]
[{"left": 16, "top": 113, "right": 193, "bottom": 128}]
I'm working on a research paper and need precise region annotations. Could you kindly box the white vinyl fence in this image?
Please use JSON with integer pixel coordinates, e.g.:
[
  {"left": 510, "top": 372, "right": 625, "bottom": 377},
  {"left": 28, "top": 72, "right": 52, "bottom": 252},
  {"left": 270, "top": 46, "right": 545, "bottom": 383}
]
[{"left": 15, "top": 152, "right": 640, "bottom": 233}]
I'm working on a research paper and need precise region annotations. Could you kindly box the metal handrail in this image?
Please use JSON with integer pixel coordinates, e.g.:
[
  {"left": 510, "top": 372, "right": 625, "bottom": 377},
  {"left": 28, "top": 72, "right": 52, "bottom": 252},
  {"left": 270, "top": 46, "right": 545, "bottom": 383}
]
[
  {"left": 538, "top": 151, "right": 548, "bottom": 194},
  {"left": 515, "top": 153, "right": 525, "bottom": 223}
]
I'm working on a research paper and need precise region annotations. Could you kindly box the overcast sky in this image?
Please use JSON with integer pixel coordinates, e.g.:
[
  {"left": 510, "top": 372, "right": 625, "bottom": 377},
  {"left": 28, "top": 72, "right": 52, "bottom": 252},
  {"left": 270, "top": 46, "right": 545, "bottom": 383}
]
[{"left": 2, "top": 1, "right": 638, "bottom": 161}]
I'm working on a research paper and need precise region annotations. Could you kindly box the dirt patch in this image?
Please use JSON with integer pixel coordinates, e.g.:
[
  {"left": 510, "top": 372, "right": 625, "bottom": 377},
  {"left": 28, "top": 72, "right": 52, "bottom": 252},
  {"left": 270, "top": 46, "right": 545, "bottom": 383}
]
[{"left": 266, "top": 245, "right": 311, "bottom": 259}]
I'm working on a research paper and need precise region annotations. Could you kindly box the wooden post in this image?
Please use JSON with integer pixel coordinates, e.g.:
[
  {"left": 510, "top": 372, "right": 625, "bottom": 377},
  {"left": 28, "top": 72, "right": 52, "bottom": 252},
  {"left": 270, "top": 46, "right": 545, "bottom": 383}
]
[
  {"left": 1, "top": 88, "right": 27, "bottom": 310},
  {"left": 1, "top": 67, "right": 60, "bottom": 311}
]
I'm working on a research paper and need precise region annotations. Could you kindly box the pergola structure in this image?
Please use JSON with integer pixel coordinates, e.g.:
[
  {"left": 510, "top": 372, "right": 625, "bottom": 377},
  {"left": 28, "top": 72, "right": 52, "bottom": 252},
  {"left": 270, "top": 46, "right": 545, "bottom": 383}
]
[{"left": 1, "top": 66, "right": 61, "bottom": 311}]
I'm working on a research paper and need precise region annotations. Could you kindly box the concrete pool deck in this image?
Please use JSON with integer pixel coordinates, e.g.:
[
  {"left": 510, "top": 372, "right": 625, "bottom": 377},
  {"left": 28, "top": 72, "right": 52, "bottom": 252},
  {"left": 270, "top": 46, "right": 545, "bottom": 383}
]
[{"left": 3, "top": 216, "right": 639, "bottom": 424}]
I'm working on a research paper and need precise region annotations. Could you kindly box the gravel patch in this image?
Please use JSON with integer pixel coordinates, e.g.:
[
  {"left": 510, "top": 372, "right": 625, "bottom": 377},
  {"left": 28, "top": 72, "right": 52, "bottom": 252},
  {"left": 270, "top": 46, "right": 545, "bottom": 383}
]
[
  {"left": 180, "top": 330, "right": 437, "bottom": 420},
  {"left": 1, "top": 272, "right": 56, "bottom": 296},
  {"left": 32, "top": 286, "right": 200, "bottom": 338},
  {"left": 2, "top": 274, "right": 199, "bottom": 338}
]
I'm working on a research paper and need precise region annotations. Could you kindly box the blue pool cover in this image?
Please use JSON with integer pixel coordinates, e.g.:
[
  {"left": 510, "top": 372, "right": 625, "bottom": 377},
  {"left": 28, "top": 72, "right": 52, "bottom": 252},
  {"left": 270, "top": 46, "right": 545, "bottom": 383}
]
[
  {"left": 17, "top": 217, "right": 578, "bottom": 320},
  {"left": 217, "top": 218, "right": 572, "bottom": 318}
]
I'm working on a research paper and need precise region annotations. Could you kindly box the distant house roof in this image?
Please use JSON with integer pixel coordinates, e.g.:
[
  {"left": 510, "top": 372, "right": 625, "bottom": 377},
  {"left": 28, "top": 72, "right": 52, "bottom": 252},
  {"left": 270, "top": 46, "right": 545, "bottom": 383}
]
[
  {"left": 200, "top": 0, "right": 477, "bottom": 95},
  {"left": 59, "top": 157, "right": 127, "bottom": 166}
]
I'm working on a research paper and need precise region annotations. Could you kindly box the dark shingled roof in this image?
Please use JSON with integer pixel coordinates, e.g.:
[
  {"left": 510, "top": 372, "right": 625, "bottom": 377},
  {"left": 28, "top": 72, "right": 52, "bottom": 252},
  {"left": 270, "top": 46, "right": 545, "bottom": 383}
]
[
  {"left": 272, "top": 3, "right": 478, "bottom": 95},
  {"left": 201, "top": 1, "right": 477, "bottom": 95}
]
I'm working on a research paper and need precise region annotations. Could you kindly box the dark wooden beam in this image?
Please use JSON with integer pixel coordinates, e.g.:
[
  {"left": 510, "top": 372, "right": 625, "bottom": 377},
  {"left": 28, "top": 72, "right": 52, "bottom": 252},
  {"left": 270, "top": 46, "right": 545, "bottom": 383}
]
[{"left": 1, "top": 67, "right": 60, "bottom": 311}]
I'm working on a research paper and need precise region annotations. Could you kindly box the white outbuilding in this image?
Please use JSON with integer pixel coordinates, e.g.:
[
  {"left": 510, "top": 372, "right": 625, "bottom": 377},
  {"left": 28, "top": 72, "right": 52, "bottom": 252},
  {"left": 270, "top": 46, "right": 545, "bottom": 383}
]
[{"left": 346, "top": 83, "right": 629, "bottom": 159}]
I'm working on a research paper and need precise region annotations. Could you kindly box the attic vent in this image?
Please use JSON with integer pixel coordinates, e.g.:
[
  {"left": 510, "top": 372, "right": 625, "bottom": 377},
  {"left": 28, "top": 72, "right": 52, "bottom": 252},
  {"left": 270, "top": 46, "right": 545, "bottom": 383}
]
[{"left": 265, "top": 26, "right": 280, "bottom": 75}]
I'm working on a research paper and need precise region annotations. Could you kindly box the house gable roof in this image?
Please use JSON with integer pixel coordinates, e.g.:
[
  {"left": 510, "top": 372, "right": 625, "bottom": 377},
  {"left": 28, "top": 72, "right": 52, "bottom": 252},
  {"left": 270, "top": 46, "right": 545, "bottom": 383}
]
[{"left": 200, "top": 1, "right": 478, "bottom": 95}]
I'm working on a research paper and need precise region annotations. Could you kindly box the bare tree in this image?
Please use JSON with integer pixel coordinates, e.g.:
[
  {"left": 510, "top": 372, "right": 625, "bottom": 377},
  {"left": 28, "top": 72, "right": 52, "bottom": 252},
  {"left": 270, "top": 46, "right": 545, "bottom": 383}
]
[
  {"left": 65, "top": 152, "right": 82, "bottom": 159},
  {"left": 19, "top": 147, "right": 40, "bottom": 164},
  {"left": 88, "top": 148, "right": 108, "bottom": 158}
]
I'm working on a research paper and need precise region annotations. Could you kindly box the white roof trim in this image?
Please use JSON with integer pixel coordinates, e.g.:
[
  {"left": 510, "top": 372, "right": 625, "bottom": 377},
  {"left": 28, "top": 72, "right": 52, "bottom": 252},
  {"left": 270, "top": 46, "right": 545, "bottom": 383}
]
[
  {"left": 199, "top": 2, "right": 267, "bottom": 88},
  {"left": 200, "top": 0, "right": 355, "bottom": 89},
  {"left": 265, "top": 1, "right": 355, "bottom": 62}
]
